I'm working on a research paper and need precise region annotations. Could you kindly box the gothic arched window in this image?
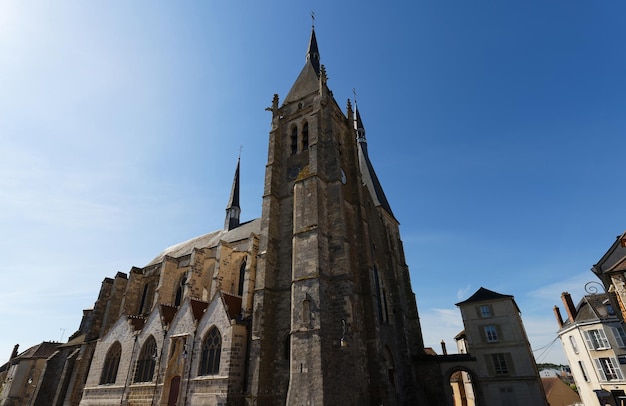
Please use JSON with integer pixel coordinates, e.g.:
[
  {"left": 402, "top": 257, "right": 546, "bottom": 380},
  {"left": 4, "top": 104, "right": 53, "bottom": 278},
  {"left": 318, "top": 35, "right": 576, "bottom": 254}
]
[
  {"left": 138, "top": 283, "right": 154, "bottom": 315},
  {"left": 198, "top": 327, "right": 222, "bottom": 376},
  {"left": 175, "top": 276, "right": 187, "bottom": 307},
  {"left": 291, "top": 126, "right": 298, "bottom": 155},
  {"left": 237, "top": 261, "right": 246, "bottom": 296},
  {"left": 134, "top": 336, "right": 157, "bottom": 383},
  {"left": 99, "top": 342, "right": 121, "bottom": 385},
  {"left": 302, "top": 122, "right": 309, "bottom": 150}
]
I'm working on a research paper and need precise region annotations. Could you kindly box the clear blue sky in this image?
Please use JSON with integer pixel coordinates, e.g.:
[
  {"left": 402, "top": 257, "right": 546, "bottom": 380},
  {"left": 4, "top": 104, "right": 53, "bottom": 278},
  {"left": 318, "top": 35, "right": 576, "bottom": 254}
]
[{"left": 1, "top": 1, "right": 624, "bottom": 366}]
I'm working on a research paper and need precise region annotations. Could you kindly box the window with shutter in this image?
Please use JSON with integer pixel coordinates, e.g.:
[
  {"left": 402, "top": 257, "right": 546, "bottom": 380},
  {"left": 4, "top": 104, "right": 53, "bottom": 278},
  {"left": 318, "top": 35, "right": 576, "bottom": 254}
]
[
  {"left": 569, "top": 336, "right": 579, "bottom": 354},
  {"left": 584, "top": 329, "right": 611, "bottom": 350},
  {"left": 595, "top": 357, "right": 624, "bottom": 381},
  {"left": 612, "top": 326, "right": 626, "bottom": 348}
]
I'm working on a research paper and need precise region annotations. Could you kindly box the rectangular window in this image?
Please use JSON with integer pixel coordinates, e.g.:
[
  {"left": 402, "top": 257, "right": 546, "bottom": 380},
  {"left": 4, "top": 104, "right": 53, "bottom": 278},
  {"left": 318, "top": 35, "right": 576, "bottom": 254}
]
[
  {"left": 578, "top": 361, "right": 589, "bottom": 382},
  {"left": 594, "top": 357, "right": 624, "bottom": 381},
  {"left": 492, "top": 353, "right": 509, "bottom": 375},
  {"left": 479, "top": 305, "right": 492, "bottom": 318},
  {"left": 612, "top": 326, "right": 626, "bottom": 348},
  {"left": 584, "top": 329, "right": 611, "bottom": 350},
  {"left": 569, "top": 335, "right": 579, "bottom": 354},
  {"left": 485, "top": 325, "right": 499, "bottom": 342}
]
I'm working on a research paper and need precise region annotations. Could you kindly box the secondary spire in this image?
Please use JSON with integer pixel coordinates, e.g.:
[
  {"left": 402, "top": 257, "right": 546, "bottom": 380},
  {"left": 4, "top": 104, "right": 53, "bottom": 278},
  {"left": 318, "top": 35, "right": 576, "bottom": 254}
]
[
  {"left": 353, "top": 89, "right": 366, "bottom": 143},
  {"left": 224, "top": 156, "right": 241, "bottom": 230}
]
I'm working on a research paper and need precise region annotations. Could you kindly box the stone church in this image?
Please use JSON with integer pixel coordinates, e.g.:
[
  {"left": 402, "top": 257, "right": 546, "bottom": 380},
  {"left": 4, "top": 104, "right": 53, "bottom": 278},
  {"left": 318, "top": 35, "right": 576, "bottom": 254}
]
[
  {"left": 79, "top": 25, "right": 432, "bottom": 406},
  {"left": 2, "top": 26, "right": 546, "bottom": 406}
]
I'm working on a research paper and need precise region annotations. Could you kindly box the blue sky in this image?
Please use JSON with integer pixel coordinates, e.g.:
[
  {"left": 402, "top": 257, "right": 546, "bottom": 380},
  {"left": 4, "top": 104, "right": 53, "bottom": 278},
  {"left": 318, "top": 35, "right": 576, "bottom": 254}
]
[{"left": 1, "top": 1, "right": 624, "bottom": 366}]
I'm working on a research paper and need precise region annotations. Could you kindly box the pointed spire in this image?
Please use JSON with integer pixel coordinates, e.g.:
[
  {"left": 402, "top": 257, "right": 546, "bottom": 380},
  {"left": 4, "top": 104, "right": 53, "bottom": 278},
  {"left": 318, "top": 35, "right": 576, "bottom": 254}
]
[
  {"left": 353, "top": 92, "right": 366, "bottom": 143},
  {"left": 355, "top": 105, "right": 366, "bottom": 143},
  {"left": 224, "top": 156, "right": 241, "bottom": 230},
  {"left": 284, "top": 21, "right": 323, "bottom": 103},
  {"left": 306, "top": 27, "right": 320, "bottom": 76}
]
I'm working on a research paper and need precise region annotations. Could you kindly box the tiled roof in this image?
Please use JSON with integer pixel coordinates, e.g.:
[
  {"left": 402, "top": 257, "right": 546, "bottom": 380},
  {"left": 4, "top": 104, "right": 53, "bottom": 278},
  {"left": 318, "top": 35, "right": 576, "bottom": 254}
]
[
  {"left": 541, "top": 377, "right": 581, "bottom": 405},
  {"left": 128, "top": 316, "right": 146, "bottom": 331},
  {"left": 222, "top": 293, "right": 243, "bottom": 320},
  {"left": 190, "top": 299, "right": 209, "bottom": 321},
  {"left": 160, "top": 304, "right": 178, "bottom": 326}
]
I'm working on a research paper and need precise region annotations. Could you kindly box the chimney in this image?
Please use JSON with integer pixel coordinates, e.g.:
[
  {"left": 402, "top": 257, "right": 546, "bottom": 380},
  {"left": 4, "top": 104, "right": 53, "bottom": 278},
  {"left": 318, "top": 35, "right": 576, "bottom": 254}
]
[
  {"left": 440, "top": 340, "right": 448, "bottom": 355},
  {"left": 561, "top": 292, "right": 578, "bottom": 322},
  {"left": 9, "top": 344, "right": 19, "bottom": 360},
  {"left": 554, "top": 305, "right": 564, "bottom": 328}
]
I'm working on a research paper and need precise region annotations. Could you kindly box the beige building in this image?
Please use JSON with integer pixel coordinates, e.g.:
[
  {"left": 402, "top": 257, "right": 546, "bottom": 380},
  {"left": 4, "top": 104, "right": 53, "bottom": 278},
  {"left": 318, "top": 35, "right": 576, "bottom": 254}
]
[
  {"left": 455, "top": 287, "right": 548, "bottom": 406},
  {"left": 556, "top": 292, "right": 626, "bottom": 406}
]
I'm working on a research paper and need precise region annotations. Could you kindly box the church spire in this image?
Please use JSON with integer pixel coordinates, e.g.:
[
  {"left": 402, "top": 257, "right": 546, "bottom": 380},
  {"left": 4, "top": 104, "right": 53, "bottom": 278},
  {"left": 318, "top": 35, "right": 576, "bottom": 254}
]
[
  {"left": 354, "top": 98, "right": 366, "bottom": 143},
  {"left": 306, "top": 26, "right": 320, "bottom": 76},
  {"left": 224, "top": 156, "right": 241, "bottom": 230}
]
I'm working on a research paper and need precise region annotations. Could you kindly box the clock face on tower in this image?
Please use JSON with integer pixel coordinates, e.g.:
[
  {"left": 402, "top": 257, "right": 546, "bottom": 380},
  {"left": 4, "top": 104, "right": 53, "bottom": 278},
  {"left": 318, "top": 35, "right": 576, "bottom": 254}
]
[{"left": 340, "top": 168, "right": 347, "bottom": 184}]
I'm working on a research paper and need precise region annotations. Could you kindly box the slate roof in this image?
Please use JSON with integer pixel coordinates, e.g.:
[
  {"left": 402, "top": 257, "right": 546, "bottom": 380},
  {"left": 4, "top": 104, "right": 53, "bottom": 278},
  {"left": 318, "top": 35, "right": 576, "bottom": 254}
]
[
  {"left": 284, "top": 28, "right": 321, "bottom": 104},
  {"left": 455, "top": 287, "right": 514, "bottom": 306},
  {"left": 357, "top": 135, "right": 395, "bottom": 220},
  {"left": 572, "top": 293, "right": 616, "bottom": 323},
  {"left": 146, "top": 218, "right": 261, "bottom": 266}
]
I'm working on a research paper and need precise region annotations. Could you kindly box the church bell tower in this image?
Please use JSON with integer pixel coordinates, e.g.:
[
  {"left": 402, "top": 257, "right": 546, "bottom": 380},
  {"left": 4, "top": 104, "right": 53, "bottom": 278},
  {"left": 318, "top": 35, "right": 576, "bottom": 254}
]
[{"left": 247, "top": 26, "right": 427, "bottom": 405}]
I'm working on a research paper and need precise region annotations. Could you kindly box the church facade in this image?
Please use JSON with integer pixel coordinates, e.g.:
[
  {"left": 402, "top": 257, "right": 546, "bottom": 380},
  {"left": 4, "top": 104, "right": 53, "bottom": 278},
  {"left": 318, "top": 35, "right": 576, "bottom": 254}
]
[{"left": 76, "top": 27, "right": 431, "bottom": 406}]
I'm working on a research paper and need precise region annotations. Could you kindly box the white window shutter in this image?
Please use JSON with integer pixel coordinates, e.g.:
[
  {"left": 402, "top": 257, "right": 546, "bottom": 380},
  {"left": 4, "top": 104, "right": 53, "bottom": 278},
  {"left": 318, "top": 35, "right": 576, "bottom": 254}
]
[
  {"left": 594, "top": 358, "right": 607, "bottom": 381},
  {"left": 599, "top": 329, "right": 611, "bottom": 349},
  {"left": 611, "top": 358, "right": 624, "bottom": 380},
  {"left": 612, "top": 327, "right": 626, "bottom": 348},
  {"left": 583, "top": 331, "right": 595, "bottom": 350}
]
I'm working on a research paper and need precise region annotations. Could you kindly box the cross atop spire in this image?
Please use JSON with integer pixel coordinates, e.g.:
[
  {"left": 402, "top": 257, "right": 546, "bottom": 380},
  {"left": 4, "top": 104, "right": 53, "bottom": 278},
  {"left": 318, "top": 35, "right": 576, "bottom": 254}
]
[{"left": 310, "top": 10, "right": 315, "bottom": 28}]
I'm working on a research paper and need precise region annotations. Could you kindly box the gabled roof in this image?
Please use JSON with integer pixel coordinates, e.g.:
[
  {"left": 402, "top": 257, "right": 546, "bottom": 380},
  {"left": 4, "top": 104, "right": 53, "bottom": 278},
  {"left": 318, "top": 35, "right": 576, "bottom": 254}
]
[
  {"left": 190, "top": 299, "right": 209, "bottom": 321},
  {"left": 222, "top": 292, "right": 243, "bottom": 320},
  {"left": 541, "top": 377, "right": 581, "bottom": 406},
  {"left": 455, "top": 287, "right": 513, "bottom": 306},
  {"left": 10, "top": 342, "right": 60, "bottom": 364},
  {"left": 128, "top": 315, "right": 146, "bottom": 331},
  {"left": 160, "top": 304, "right": 178, "bottom": 326}
]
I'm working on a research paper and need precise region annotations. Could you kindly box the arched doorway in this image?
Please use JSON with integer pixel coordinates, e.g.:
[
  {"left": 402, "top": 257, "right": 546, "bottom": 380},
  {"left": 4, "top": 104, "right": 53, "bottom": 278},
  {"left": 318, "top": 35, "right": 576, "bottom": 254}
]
[
  {"left": 167, "top": 375, "right": 181, "bottom": 406},
  {"left": 446, "top": 367, "right": 480, "bottom": 406}
]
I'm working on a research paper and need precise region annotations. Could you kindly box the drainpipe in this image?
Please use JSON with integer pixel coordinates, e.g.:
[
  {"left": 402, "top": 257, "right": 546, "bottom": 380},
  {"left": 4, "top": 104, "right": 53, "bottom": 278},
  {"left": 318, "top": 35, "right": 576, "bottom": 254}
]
[
  {"left": 151, "top": 328, "right": 167, "bottom": 406},
  {"left": 182, "top": 331, "right": 197, "bottom": 406},
  {"left": 121, "top": 334, "right": 139, "bottom": 406}
]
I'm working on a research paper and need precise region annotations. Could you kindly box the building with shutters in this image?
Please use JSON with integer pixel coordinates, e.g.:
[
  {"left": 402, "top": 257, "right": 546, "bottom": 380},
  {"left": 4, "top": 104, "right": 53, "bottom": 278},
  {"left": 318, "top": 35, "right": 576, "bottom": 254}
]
[{"left": 556, "top": 291, "right": 626, "bottom": 406}]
